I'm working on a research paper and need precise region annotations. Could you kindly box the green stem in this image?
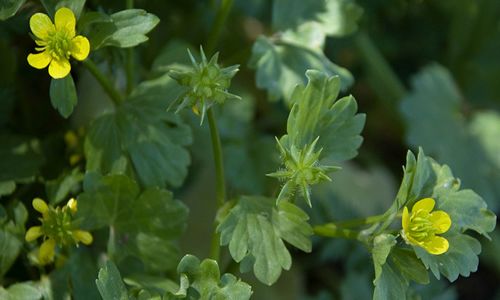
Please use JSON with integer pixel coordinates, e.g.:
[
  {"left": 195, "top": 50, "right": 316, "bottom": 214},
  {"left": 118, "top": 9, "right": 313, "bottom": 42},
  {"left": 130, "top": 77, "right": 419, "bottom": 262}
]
[
  {"left": 82, "top": 59, "right": 123, "bottom": 105},
  {"left": 207, "top": 108, "right": 226, "bottom": 260},
  {"left": 107, "top": 226, "right": 116, "bottom": 260},
  {"left": 205, "top": 0, "right": 233, "bottom": 261},
  {"left": 313, "top": 224, "right": 360, "bottom": 240},
  {"left": 208, "top": 109, "right": 226, "bottom": 208},
  {"left": 205, "top": 0, "right": 234, "bottom": 54},
  {"left": 125, "top": 0, "right": 134, "bottom": 94},
  {"left": 332, "top": 213, "right": 386, "bottom": 228},
  {"left": 354, "top": 32, "right": 407, "bottom": 105}
]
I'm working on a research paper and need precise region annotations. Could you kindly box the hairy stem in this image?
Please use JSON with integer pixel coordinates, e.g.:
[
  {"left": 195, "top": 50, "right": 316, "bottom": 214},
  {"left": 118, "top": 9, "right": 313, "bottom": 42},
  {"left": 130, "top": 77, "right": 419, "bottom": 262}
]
[{"left": 82, "top": 59, "right": 123, "bottom": 105}]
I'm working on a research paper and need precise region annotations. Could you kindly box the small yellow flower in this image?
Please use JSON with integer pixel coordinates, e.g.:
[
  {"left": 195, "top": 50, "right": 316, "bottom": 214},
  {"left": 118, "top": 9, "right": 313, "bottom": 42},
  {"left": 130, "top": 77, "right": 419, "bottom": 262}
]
[
  {"left": 25, "top": 198, "right": 93, "bottom": 265},
  {"left": 66, "top": 198, "right": 78, "bottom": 214},
  {"left": 25, "top": 226, "right": 43, "bottom": 242},
  {"left": 72, "top": 230, "right": 93, "bottom": 245},
  {"left": 27, "top": 7, "right": 90, "bottom": 79},
  {"left": 39, "top": 238, "right": 56, "bottom": 265},
  {"left": 32, "top": 198, "right": 49, "bottom": 216},
  {"left": 402, "top": 198, "right": 451, "bottom": 255}
]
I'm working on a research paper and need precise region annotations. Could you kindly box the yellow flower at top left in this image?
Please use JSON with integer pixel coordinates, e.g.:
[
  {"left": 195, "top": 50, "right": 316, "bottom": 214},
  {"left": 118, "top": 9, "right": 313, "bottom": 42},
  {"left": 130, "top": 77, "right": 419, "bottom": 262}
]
[{"left": 27, "top": 7, "right": 90, "bottom": 79}]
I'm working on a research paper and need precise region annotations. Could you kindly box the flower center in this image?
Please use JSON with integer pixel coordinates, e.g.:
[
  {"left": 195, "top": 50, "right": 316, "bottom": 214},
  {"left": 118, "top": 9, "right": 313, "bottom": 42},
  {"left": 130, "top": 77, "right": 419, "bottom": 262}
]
[
  {"left": 46, "top": 29, "right": 72, "bottom": 60},
  {"left": 408, "top": 210, "right": 437, "bottom": 242}
]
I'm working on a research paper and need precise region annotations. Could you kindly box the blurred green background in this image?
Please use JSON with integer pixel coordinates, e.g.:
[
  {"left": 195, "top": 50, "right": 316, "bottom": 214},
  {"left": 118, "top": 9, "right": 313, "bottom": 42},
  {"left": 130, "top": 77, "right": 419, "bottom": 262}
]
[{"left": 1, "top": 0, "right": 500, "bottom": 299}]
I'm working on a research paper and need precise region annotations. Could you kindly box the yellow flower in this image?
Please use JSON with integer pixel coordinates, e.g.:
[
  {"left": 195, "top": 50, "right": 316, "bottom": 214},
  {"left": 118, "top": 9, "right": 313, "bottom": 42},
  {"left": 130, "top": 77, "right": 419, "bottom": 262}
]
[
  {"left": 25, "top": 198, "right": 93, "bottom": 265},
  {"left": 27, "top": 7, "right": 90, "bottom": 79},
  {"left": 402, "top": 198, "right": 451, "bottom": 255},
  {"left": 32, "top": 198, "right": 49, "bottom": 217},
  {"left": 39, "top": 238, "right": 56, "bottom": 265}
]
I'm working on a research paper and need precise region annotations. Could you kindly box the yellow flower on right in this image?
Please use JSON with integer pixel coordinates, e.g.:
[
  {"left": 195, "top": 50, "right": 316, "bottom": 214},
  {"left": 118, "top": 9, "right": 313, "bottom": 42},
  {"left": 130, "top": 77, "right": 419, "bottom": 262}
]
[{"left": 401, "top": 198, "right": 452, "bottom": 255}]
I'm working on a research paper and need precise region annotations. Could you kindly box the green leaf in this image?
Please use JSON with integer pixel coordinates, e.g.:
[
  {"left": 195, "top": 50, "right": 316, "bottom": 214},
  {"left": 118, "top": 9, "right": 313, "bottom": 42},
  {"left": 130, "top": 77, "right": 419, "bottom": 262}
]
[
  {"left": 372, "top": 236, "right": 429, "bottom": 300},
  {"left": 282, "top": 69, "right": 365, "bottom": 163},
  {"left": 391, "top": 248, "right": 429, "bottom": 285},
  {"left": 249, "top": 36, "right": 353, "bottom": 104},
  {"left": 431, "top": 160, "right": 496, "bottom": 237},
  {"left": 45, "top": 168, "right": 84, "bottom": 205},
  {"left": 272, "top": 0, "right": 362, "bottom": 38},
  {"left": 414, "top": 233, "right": 481, "bottom": 282},
  {"left": 373, "top": 259, "right": 408, "bottom": 300},
  {"left": 88, "top": 9, "right": 159, "bottom": 49},
  {"left": 0, "top": 0, "right": 26, "bottom": 20},
  {"left": 85, "top": 74, "right": 192, "bottom": 188},
  {"left": 0, "top": 202, "right": 27, "bottom": 277},
  {"left": 400, "top": 64, "right": 500, "bottom": 210},
  {"left": 40, "top": 0, "right": 85, "bottom": 19},
  {"left": 372, "top": 234, "right": 396, "bottom": 281},
  {"left": 217, "top": 196, "right": 312, "bottom": 285},
  {"left": 49, "top": 75, "right": 78, "bottom": 118},
  {"left": 77, "top": 174, "right": 189, "bottom": 272},
  {"left": 0, "top": 228, "right": 22, "bottom": 277},
  {"left": 96, "top": 261, "right": 129, "bottom": 300},
  {"left": 171, "top": 254, "right": 252, "bottom": 299},
  {"left": 0, "top": 282, "right": 42, "bottom": 300},
  {"left": 0, "top": 134, "right": 44, "bottom": 197}
]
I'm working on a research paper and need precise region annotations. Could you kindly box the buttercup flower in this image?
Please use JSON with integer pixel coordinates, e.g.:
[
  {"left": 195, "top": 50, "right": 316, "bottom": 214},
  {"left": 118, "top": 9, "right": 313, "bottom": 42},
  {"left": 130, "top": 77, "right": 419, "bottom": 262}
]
[
  {"left": 27, "top": 7, "right": 90, "bottom": 79},
  {"left": 401, "top": 198, "right": 451, "bottom": 255},
  {"left": 25, "top": 198, "right": 93, "bottom": 265}
]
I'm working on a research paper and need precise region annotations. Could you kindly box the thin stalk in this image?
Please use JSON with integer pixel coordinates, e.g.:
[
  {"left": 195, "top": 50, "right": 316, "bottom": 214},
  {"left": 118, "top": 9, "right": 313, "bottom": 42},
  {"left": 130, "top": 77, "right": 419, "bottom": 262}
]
[
  {"left": 125, "top": 0, "right": 134, "bottom": 94},
  {"left": 208, "top": 109, "right": 226, "bottom": 208},
  {"left": 313, "top": 224, "right": 360, "bottom": 240},
  {"left": 107, "top": 226, "right": 116, "bottom": 260},
  {"left": 332, "top": 213, "right": 386, "bottom": 228},
  {"left": 205, "top": 0, "right": 234, "bottom": 261},
  {"left": 82, "top": 59, "right": 123, "bottom": 105},
  {"left": 207, "top": 108, "right": 225, "bottom": 260},
  {"left": 354, "top": 32, "right": 407, "bottom": 105},
  {"left": 205, "top": 0, "right": 234, "bottom": 54}
]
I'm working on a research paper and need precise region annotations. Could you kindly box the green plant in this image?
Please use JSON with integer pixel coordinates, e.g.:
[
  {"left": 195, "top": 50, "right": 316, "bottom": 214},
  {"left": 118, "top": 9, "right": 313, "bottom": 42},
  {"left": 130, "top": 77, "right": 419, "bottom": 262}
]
[{"left": 1, "top": 0, "right": 499, "bottom": 299}]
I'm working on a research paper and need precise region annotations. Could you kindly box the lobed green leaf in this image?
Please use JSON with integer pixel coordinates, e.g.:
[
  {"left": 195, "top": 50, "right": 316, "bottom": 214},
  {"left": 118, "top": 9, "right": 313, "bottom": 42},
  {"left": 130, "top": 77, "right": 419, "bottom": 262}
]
[
  {"left": 217, "top": 196, "right": 312, "bottom": 285},
  {"left": 77, "top": 174, "right": 189, "bottom": 272},
  {"left": 96, "top": 261, "right": 129, "bottom": 300},
  {"left": 170, "top": 254, "right": 252, "bottom": 299},
  {"left": 85, "top": 74, "right": 192, "bottom": 188}
]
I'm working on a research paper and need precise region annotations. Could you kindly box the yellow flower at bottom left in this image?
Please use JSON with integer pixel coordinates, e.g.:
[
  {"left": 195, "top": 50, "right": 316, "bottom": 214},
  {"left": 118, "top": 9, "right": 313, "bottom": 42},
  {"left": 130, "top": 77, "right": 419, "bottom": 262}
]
[{"left": 25, "top": 198, "right": 93, "bottom": 265}]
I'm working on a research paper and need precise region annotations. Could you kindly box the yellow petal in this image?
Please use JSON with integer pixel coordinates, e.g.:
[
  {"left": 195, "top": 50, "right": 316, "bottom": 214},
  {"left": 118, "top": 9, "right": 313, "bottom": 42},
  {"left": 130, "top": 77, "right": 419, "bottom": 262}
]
[
  {"left": 32, "top": 198, "right": 49, "bottom": 215},
  {"left": 66, "top": 198, "right": 78, "bottom": 213},
  {"left": 25, "top": 226, "right": 43, "bottom": 242},
  {"left": 73, "top": 230, "right": 93, "bottom": 245},
  {"left": 402, "top": 206, "right": 410, "bottom": 233},
  {"left": 70, "top": 35, "right": 90, "bottom": 61},
  {"left": 423, "top": 235, "right": 449, "bottom": 255},
  {"left": 27, "top": 51, "right": 52, "bottom": 69},
  {"left": 54, "top": 7, "right": 76, "bottom": 38},
  {"left": 29, "top": 13, "right": 55, "bottom": 40},
  {"left": 39, "top": 238, "right": 56, "bottom": 265},
  {"left": 48, "top": 58, "right": 71, "bottom": 79},
  {"left": 429, "top": 210, "right": 452, "bottom": 234},
  {"left": 412, "top": 198, "right": 435, "bottom": 213}
]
